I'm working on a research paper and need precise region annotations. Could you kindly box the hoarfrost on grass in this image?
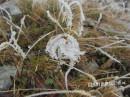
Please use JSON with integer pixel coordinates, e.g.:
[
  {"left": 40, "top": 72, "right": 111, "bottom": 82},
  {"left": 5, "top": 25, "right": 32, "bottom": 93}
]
[
  {"left": 46, "top": 33, "right": 85, "bottom": 62},
  {"left": 0, "top": 7, "right": 25, "bottom": 59},
  {"left": 59, "top": 0, "right": 73, "bottom": 28}
]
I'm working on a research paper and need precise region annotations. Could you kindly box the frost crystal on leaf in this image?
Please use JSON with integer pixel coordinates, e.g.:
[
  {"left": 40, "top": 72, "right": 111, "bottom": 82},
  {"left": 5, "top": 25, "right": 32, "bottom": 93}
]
[{"left": 46, "top": 33, "right": 85, "bottom": 62}]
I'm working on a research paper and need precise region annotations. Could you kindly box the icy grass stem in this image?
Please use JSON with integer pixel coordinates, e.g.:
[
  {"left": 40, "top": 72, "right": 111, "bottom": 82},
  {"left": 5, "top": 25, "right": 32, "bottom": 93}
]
[
  {"left": 16, "top": 15, "right": 27, "bottom": 41},
  {"left": 69, "top": 1, "right": 85, "bottom": 22},
  {"left": 58, "top": 0, "right": 85, "bottom": 36},
  {"left": 64, "top": 62, "right": 97, "bottom": 84},
  {"left": 97, "top": 13, "right": 102, "bottom": 25},
  {"left": 85, "top": 44, "right": 121, "bottom": 63},
  {"left": 99, "top": 40, "right": 125, "bottom": 49},
  {"left": 0, "top": 7, "right": 12, "bottom": 20},
  {"left": 97, "top": 48, "right": 120, "bottom": 63},
  {"left": 9, "top": 29, "right": 26, "bottom": 58},
  {"left": 25, "top": 90, "right": 92, "bottom": 97},
  {"left": 59, "top": 0, "right": 73, "bottom": 28},
  {"left": 69, "top": 0, "right": 85, "bottom": 36},
  {"left": 47, "top": 10, "right": 65, "bottom": 33},
  {"left": 65, "top": 61, "right": 75, "bottom": 89}
]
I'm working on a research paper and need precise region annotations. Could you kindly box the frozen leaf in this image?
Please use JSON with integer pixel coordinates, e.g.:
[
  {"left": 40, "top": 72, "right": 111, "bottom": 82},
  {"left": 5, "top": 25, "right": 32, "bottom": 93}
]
[{"left": 46, "top": 33, "right": 85, "bottom": 62}]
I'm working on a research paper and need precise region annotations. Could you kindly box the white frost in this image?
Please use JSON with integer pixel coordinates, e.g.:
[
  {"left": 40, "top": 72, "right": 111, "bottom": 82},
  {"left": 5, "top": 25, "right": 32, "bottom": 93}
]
[{"left": 46, "top": 33, "right": 85, "bottom": 62}]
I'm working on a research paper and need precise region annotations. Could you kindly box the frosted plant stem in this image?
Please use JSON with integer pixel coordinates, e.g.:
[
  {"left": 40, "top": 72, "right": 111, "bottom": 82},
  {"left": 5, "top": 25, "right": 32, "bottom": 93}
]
[
  {"left": 9, "top": 43, "right": 26, "bottom": 59},
  {"left": 114, "top": 73, "right": 130, "bottom": 81},
  {"left": 65, "top": 61, "right": 75, "bottom": 89},
  {"left": 86, "top": 44, "right": 121, "bottom": 63},
  {"left": 99, "top": 40, "right": 125, "bottom": 49},
  {"left": 69, "top": 1, "right": 85, "bottom": 36},
  {"left": 97, "top": 13, "right": 102, "bottom": 25},
  {"left": 25, "top": 90, "right": 92, "bottom": 97},
  {"left": 65, "top": 67, "right": 72, "bottom": 89},
  {"left": 0, "top": 7, "right": 12, "bottom": 20},
  {"left": 97, "top": 48, "right": 120, "bottom": 63},
  {"left": 16, "top": 15, "right": 27, "bottom": 41},
  {"left": 47, "top": 10, "right": 65, "bottom": 33},
  {"left": 0, "top": 9, "right": 22, "bottom": 34},
  {"left": 0, "top": 88, "right": 58, "bottom": 93},
  {"left": 64, "top": 63, "right": 97, "bottom": 84},
  {"left": 59, "top": 0, "right": 73, "bottom": 28}
]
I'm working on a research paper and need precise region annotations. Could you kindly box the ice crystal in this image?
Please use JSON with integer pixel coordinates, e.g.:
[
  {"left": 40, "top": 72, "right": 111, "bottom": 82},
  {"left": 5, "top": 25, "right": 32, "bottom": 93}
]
[{"left": 46, "top": 33, "right": 84, "bottom": 62}]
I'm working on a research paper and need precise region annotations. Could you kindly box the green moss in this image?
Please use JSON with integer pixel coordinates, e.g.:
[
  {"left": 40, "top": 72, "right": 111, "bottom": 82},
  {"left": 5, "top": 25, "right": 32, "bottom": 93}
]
[
  {"left": 30, "top": 55, "right": 49, "bottom": 65},
  {"left": 45, "top": 78, "right": 54, "bottom": 85}
]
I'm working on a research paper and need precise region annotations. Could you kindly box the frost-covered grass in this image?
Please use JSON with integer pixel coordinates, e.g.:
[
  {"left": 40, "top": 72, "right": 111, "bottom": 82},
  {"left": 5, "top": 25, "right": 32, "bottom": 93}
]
[
  {"left": 0, "top": 0, "right": 96, "bottom": 96},
  {"left": 0, "top": 0, "right": 130, "bottom": 97}
]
